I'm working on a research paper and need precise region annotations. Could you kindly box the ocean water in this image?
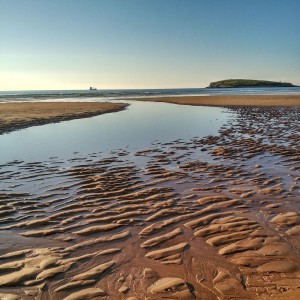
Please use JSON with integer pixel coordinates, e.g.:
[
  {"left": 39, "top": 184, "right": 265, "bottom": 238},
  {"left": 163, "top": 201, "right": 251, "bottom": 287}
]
[{"left": 0, "top": 87, "right": 300, "bottom": 102}]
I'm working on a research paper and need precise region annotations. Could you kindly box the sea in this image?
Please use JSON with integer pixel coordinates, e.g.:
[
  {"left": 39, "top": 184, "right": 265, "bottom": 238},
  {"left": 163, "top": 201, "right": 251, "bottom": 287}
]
[{"left": 0, "top": 87, "right": 300, "bottom": 102}]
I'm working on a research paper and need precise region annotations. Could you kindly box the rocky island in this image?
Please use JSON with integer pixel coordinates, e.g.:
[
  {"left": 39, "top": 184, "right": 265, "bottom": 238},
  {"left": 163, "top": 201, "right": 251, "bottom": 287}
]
[{"left": 208, "top": 79, "right": 297, "bottom": 88}]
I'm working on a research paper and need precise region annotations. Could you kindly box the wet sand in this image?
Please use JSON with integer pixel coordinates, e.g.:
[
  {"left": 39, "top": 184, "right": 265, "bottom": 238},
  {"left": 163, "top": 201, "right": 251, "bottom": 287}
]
[
  {"left": 132, "top": 94, "right": 300, "bottom": 107},
  {"left": 0, "top": 102, "right": 128, "bottom": 134},
  {"left": 0, "top": 104, "right": 299, "bottom": 299}
]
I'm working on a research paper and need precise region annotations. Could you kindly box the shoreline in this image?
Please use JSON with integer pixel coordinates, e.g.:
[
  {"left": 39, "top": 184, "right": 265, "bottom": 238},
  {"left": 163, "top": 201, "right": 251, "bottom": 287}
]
[
  {"left": 1, "top": 94, "right": 299, "bottom": 135},
  {"left": 0, "top": 102, "right": 128, "bottom": 135},
  {"left": 130, "top": 94, "right": 300, "bottom": 107}
]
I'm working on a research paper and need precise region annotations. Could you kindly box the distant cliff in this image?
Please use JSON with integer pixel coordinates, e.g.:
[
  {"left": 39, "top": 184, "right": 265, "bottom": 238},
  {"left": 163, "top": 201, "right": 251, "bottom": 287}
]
[{"left": 208, "top": 79, "right": 297, "bottom": 88}]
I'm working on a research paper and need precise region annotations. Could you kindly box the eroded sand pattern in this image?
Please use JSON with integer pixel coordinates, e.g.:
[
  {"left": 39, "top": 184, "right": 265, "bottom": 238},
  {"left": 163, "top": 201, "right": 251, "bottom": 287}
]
[{"left": 0, "top": 106, "right": 299, "bottom": 299}]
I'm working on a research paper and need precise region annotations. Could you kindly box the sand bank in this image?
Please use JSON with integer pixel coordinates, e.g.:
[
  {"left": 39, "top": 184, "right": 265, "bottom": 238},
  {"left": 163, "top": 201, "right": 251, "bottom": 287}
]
[
  {"left": 0, "top": 102, "right": 128, "bottom": 134},
  {"left": 132, "top": 94, "right": 300, "bottom": 107}
]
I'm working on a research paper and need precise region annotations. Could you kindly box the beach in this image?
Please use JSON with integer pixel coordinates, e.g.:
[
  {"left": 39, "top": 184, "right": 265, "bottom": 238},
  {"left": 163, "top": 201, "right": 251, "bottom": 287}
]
[
  {"left": 133, "top": 94, "right": 300, "bottom": 107},
  {"left": 0, "top": 102, "right": 128, "bottom": 134},
  {"left": 2, "top": 0, "right": 300, "bottom": 297},
  {"left": 0, "top": 96, "right": 299, "bottom": 299},
  {"left": 1, "top": 95, "right": 299, "bottom": 135}
]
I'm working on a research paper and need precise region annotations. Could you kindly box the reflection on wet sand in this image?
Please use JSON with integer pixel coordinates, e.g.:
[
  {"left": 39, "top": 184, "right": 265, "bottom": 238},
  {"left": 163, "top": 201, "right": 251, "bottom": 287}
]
[{"left": 0, "top": 106, "right": 299, "bottom": 299}]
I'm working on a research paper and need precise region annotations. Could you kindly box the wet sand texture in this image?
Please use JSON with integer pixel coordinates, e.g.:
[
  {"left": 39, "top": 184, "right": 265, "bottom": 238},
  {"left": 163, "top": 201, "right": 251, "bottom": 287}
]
[
  {"left": 0, "top": 105, "right": 299, "bottom": 299},
  {"left": 133, "top": 94, "right": 300, "bottom": 107},
  {"left": 0, "top": 102, "right": 128, "bottom": 134}
]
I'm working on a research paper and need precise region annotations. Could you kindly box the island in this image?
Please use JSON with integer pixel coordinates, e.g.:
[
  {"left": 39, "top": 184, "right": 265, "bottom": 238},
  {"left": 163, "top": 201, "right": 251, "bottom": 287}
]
[{"left": 208, "top": 79, "right": 297, "bottom": 88}]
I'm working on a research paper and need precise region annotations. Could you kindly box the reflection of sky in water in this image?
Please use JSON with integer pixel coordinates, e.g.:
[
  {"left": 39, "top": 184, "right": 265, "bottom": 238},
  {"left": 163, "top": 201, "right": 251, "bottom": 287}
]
[{"left": 0, "top": 101, "right": 230, "bottom": 163}]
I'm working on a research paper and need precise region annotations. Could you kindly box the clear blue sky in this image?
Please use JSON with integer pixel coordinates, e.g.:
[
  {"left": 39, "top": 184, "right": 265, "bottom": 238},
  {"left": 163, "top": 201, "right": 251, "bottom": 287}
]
[{"left": 1, "top": 0, "right": 299, "bottom": 90}]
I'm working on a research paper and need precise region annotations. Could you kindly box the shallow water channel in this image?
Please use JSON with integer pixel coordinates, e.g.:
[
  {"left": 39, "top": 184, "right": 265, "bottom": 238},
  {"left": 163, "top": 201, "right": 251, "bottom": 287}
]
[{"left": 0, "top": 100, "right": 230, "bottom": 164}]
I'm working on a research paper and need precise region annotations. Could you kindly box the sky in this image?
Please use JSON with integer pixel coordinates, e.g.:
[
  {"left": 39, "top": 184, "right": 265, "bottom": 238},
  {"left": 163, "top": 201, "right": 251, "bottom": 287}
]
[{"left": 0, "top": 0, "right": 300, "bottom": 90}]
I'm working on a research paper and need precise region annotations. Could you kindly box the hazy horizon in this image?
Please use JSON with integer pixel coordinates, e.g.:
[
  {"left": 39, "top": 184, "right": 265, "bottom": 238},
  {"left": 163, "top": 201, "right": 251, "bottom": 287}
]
[
  {"left": 1, "top": 82, "right": 300, "bottom": 93},
  {"left": 1, "top": 0, "right": 300, "bottom": 91}
]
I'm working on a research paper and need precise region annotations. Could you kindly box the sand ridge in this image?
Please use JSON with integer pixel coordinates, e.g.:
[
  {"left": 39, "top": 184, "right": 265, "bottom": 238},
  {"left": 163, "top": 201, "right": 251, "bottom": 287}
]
[
  {"left": 0, "top": 102, "right": 128, "bottom": 134},
  {"left": 131, "top": 94, "right": 300, "bottom": 107}
]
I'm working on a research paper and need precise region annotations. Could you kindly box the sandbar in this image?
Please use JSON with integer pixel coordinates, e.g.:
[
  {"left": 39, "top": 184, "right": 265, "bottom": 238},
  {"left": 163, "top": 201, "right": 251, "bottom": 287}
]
[
  {"left": 0, "top": 102, "right": 128, "bottom": 134},
  {"left": 132, "top": 94, "right": 300, "bottom": 107}
]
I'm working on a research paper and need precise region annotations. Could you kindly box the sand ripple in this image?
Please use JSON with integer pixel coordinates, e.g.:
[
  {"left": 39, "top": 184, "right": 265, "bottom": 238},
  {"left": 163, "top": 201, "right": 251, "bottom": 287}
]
[{"left": 0, "top": 106, "right": 299, "bottom": 298}]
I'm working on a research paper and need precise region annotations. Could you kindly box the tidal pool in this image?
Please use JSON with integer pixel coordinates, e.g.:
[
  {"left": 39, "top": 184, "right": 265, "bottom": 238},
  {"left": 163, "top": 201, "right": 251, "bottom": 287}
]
[{"left": 0, "top": 100, "right": 230, "bottom": 164}]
